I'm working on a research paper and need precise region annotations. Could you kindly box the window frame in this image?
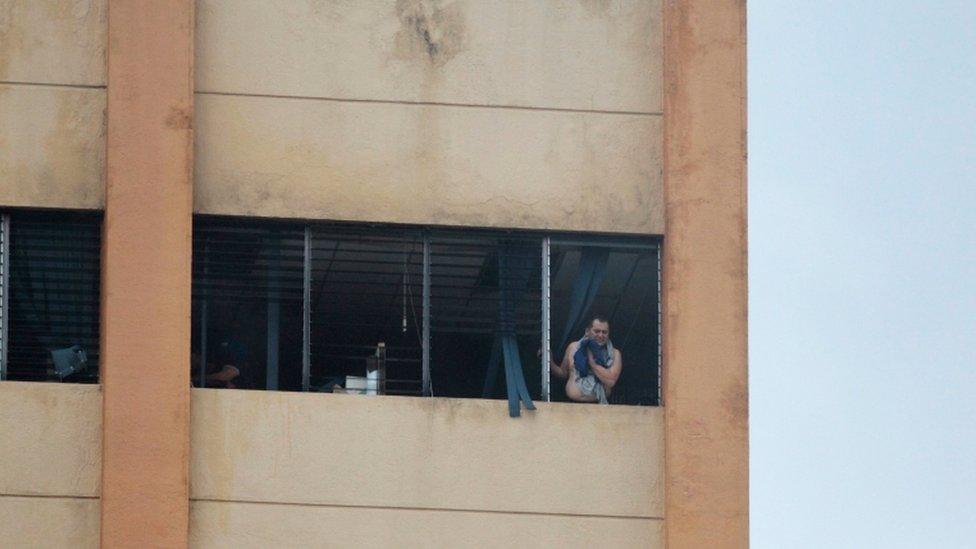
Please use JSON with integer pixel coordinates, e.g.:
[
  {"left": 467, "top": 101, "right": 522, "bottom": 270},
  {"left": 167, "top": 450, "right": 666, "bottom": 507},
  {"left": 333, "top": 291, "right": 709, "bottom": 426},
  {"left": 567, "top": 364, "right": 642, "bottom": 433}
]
[
  {"left": 192, "top": 216, "right": 661, "bottom": 405},
  {"left": 0, "top": 210, "right": 103, "bottom": 383},
  {"left": 0, "top": 214, "right": 8, "bottom": 380}
]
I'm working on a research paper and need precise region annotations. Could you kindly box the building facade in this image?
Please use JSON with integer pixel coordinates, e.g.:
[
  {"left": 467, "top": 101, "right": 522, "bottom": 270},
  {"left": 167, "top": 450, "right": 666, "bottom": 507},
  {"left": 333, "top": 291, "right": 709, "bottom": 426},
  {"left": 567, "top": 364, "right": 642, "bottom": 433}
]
[{"left": 0, "top": 1, "right": 746, "bottom": 547}]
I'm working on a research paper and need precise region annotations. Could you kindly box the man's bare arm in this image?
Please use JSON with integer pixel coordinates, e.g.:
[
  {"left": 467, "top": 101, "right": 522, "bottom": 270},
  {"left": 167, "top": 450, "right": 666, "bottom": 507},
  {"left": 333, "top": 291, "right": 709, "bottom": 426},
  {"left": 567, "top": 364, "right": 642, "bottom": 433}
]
[
  {"left": 206, "top": 365, "right": 240, "bottom": 383},
  {"left": 550, "top": 343, "right": 577, "bottom": 379},
  {"left": 588, "top": 349, "right": 622, "bottom": 389}
]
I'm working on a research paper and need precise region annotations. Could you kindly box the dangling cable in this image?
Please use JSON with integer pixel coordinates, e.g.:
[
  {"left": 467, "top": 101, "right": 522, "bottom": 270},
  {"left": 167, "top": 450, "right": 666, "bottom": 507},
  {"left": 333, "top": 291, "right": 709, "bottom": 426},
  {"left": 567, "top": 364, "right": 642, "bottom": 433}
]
[{"left": 402, "top": 242, "right": 408, "bottom": 333}]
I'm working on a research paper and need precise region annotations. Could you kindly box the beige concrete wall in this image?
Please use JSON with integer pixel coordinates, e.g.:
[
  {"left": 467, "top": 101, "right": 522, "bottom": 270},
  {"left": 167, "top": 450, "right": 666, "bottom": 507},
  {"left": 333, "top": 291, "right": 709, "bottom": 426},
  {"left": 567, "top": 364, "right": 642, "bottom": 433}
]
[
  {"left": 0, "top": 382, "right": 101, "bottom": 497},
  {"left": 195, "top": 0, "right": 664, "bottom": 233},
  {"left": 196, "top": 0, "right": 661, "bottom": 113},
  {"left": 0, "top": 496, "right": 99, "bottom": 548},
  {"left": 0, "top": 382, "right": 101, "bottom": 547},
  {"left": 0, "top": 1, "right": 106, "bottom": 210},
  {"left": 0, "top": 0, "right": 106, "bottom": 86},
  {"left": 191, "top": 389, "right": 663, "bottom": 547},
  {"left": 1, "top": 1, "right": 663, "bottom": 230},
  {"left": 190, "top": 500, "right": 661, "bottom": 549},
  {"left": 0, "top": 84, "right": 105, "bottom": 209},
  {"left": 195, "top": 94, "right": 662, "bottom": 233}
]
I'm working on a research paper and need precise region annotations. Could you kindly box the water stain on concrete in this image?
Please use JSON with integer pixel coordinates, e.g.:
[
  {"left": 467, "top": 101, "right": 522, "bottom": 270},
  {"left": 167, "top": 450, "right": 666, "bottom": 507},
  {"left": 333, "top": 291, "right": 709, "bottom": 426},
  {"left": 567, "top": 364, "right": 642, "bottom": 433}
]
[
  {"left": 0, "top": 1, "right": 19, "bottom": 79},
  {"left": 394, "top": 0, "right": 465, "bottom": 67}
]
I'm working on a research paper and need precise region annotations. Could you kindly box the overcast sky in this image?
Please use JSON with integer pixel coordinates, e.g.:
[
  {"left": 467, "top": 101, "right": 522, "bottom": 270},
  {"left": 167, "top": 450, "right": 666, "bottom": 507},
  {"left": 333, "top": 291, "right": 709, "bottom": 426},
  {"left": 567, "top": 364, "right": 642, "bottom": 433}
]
[{"left": 749, "top": 2, "right": 975, "bottom": 547}]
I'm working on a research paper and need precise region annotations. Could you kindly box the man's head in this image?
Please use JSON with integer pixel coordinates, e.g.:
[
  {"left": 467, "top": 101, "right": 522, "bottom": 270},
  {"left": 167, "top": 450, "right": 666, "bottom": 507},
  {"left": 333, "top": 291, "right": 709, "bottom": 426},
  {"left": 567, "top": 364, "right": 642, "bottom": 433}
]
[{"left": 588, "top": 316, "right": 610, "bottom": 345}]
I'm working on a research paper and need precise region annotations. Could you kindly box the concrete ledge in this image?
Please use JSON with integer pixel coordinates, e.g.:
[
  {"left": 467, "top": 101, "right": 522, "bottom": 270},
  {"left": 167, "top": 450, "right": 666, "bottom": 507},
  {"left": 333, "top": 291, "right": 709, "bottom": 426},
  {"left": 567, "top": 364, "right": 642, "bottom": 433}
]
[
  {"left": 0, "top": 495, "right": 99, "bottom": 548},
  {"left": 195, "top": 93, "right": 663, "bottom": 233},
  {"left": 190, "top": 499, "right": 662, "bottom": 548},
  {"left": 191, "top": 389, "right": 664, "bottom": 518},
  {"left": 0, "top": 382, "right": 101, "bottom": 497}
]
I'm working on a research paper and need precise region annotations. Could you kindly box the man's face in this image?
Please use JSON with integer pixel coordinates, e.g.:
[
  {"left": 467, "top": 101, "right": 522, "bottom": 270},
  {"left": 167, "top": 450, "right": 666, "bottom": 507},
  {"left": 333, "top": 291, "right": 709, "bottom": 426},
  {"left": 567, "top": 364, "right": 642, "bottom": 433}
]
[{"left": 590, "top": 320, "right": 610, "bottom": 345}]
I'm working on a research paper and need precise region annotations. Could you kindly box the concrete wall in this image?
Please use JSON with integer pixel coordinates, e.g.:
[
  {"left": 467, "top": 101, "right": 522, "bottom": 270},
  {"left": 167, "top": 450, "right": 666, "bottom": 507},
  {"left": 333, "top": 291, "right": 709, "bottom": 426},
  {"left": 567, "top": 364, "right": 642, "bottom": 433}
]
[
  {"left": 0, "top": 1, "right": 663, "bottom": 234},
  {"left": 0, "top": 0, "right": 106, "bottom": 210},
  {"left": 0, "top": 382, "right": 101, "bottom": 548},
  {"left": 190, "top": 389, "right": 664, "bottom": 548},
  {"left": 195, "top": 94, "right": 661, "bottom": 233},
  {"left": 0, "top": 382, "right": 663, "bottom": 547},
  {"left": 196, "top": 0, "right": 661, "bottom": 112},
  {"left": 194, "top": 0, "right": 664, "bottom": 233}
]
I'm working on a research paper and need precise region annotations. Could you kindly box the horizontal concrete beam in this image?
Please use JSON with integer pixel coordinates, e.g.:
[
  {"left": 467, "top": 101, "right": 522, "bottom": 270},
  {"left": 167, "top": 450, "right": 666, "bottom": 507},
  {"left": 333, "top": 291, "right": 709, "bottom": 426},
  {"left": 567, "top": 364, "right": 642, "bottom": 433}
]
[
  {"left": 191, "top": 390, "right": 664, "bottom": 519},
  {"left": 0, "top": 382, "right": 101, "bottom": 498},
  {"left": 195, "top": 94, "right": 663, "bottom": 233},
  {"left": 0, "top": 495, "right": 99, "bottom": 548},
  {"left": 197, "top": 0, "right": 661, "bottom": 113},
  {"left": 190, "top": 500, "right": 662, "bottom": 548}
]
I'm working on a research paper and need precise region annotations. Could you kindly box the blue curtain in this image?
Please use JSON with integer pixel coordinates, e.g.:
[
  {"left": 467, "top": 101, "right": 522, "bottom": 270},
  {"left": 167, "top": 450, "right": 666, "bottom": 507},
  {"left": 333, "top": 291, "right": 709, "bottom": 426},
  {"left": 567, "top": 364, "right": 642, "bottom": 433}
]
[
  {"left": 481, "top": 244, "right": 536, "bottom": 417},
  {"left": 558, "top": 248, "right": 610, "bottom": 348}
]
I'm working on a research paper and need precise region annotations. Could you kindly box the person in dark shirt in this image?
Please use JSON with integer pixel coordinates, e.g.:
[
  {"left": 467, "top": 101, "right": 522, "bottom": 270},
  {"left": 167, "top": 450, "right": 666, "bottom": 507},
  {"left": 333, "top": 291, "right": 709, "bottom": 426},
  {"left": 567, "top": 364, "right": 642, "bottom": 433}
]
[{"left": 190, "top": 337, "right": 246, "bottom": 389}]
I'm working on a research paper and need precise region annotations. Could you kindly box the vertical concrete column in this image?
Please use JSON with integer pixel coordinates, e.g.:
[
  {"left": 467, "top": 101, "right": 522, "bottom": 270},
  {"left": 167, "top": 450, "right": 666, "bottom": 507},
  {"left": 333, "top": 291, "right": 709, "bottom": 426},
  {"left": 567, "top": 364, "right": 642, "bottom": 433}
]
[
  {"left": 662, "top": 1, "right": 748, "bottom": 548},
  {"left": 101, "top": 1, "right": 193, "bottom": 547}
]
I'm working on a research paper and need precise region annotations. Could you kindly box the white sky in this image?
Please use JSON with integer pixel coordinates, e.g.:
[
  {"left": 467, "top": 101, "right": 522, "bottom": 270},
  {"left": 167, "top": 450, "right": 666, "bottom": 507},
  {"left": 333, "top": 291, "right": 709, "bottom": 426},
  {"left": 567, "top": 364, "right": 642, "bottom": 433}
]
[{"left": 749, "top": 2, "right": 976, "bottom": 547}]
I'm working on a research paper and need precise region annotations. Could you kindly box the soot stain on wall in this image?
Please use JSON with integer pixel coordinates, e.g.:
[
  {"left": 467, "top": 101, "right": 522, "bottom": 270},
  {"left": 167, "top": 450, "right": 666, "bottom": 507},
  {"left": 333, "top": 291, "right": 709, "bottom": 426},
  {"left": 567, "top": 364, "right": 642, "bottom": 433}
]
[{"left": 394, "top": 0, "right": 465, "bottom": 67}]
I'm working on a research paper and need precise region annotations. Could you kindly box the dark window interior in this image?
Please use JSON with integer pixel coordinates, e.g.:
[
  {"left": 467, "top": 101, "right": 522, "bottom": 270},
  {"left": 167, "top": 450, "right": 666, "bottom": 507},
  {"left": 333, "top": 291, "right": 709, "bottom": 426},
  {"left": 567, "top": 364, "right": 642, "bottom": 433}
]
[
  {"left": 549, "top": 241, "right": 661, "bottom": 405},
  {"left": 3, "top": 210, "right": 101, "bottom": 383},
  {"left": 191, "top": 219, "right": 304, "bottom": 390},
  {"left": 429, "top": 233, "right": 542, "bottom": 400},
  {"left": 0, "top": 213, "right": 659, "bottom": 403},
  {"left": 308, "top": 226, "right": 424, "bottom": 395},
  {"left": 189, "top": 216, "right": 660, "bottom": 405}
]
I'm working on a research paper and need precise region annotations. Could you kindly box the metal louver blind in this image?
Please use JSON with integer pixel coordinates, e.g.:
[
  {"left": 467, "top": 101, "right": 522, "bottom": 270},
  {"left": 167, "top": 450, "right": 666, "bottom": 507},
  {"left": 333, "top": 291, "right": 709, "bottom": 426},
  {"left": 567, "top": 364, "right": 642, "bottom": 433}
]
[
  {"left": 428, "top": 233, "right": 542, "bottom": 336},
  {"left": 5, "top": 211, "right": 101, "bottom": 383},
  {"left": 428, "top": 232, "right": 543, "bottom": 399},
  {"left": 548, "top": 239, "right": 661, "bottom": 406},
  {"left": 188, "top": 215, "right": 661, "bottom": 405},
  {"left": 308, "top": 225, "right": 424, "bottom": 395},
  {"left": 192, "top": 217, "right": 305, "bottom": 390},
  {"left": 0, "top": 214, "right": 8, "bottom": 379}
]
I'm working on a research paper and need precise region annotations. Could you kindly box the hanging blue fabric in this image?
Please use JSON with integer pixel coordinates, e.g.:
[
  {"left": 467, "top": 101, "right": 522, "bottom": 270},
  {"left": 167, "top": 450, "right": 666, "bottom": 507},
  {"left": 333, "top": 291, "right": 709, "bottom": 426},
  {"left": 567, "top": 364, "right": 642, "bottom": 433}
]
[
  {"left": 558, "top": 248, "right": 610, "bottom": 348},
  {"left": 481, "top": 243, "right": 536, "bottom": 417},
  {"left": 573, "top": 338, "right": 613, "bottom": 378}
]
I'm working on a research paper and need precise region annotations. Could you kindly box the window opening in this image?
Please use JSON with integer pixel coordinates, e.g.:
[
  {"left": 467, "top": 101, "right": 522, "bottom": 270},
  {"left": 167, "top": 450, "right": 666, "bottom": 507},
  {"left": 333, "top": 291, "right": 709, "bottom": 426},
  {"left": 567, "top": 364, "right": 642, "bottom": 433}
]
[
  {"left": 0, "top": 214, "right": 8, "bottom": 379},
  {"left": 3, "top": 210, "right": 101, "bottom": 383},
  {"left": 192, "top": 218, "right": 305, "bottom": 390},
  {"left": 428, "top": 232, "right": 541, "bottom": 414},
  {"left": 190, "top": 216, "right": 660, "bottom": 407},
  {"left": 307, "top": 226, "right": 425, "bottom": 396},
  {"left": 548, "top": 239, "right": 661, "bottom": 405}
]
